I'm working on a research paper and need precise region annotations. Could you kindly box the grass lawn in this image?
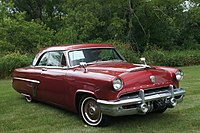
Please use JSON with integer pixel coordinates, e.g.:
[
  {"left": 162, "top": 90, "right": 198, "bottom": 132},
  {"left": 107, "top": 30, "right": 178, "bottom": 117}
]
[{"left": 0, "top": 66, "right": 200, "bottom": 133}]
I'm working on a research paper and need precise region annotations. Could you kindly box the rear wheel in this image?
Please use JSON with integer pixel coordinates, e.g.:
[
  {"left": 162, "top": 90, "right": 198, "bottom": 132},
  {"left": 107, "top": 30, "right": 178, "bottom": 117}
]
[{"left": 79, "top": 96, "right": 109, "bottom": 126}]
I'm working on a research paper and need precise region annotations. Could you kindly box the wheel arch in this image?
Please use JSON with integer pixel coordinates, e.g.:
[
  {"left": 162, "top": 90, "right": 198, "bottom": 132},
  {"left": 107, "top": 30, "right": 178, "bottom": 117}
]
[{"left": 75, "top": 90, "right": 97, "bottom": 112}]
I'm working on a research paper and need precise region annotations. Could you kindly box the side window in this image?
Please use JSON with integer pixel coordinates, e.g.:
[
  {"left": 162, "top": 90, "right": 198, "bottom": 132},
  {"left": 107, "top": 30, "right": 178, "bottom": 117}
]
[
  {"left": 47, "top": 51, "right": 62, "bottom": 66},
  {"left": 38, "top": 52, "right": 49, "bottom": 66},
  {"left": 69, "top": 50, "right": 85, "bottom": 66},
  {"left": 37, "top": 51, "right": 66, "bottom": 67}
]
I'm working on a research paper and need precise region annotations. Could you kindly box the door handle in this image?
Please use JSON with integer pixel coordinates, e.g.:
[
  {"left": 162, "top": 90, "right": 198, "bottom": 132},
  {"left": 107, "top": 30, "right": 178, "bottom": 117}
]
[{"left": 42, "top": 68, "right": 47, "bottom": 71}]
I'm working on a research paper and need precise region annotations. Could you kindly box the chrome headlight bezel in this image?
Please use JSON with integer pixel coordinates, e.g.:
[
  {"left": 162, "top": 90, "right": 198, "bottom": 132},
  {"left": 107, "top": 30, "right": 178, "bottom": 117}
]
[
  {"left": 113, "top": 78, "right": 124, "bottom": 91},
  {"left": 176, "top": 71, "right": 184, "bottom": 81}
]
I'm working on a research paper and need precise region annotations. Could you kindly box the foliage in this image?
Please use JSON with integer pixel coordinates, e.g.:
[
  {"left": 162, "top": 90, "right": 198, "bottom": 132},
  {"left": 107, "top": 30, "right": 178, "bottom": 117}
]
[
  {"left": 106, "top": 40, "right": 140, "bottom": 63},
  {"left": 53, "top": 0, "right": 128, "bottom": 44},
  {"left": 143, "top": 47, "right": 200, "bottom": 67},
  {"left": 0, "top": 1, "right": 55, "bottom": 54},
  {"left": 1, "top": 0, "right": 200, "bottom": 53},
  {"left": 0, "top": 53, "right": 32, "bottom": 79},
  {"left": 12, "top": 0, "right": 65, "bottom": 30},
  {"left": 0, "top": 40, "right": 15, "bottom": 54},
  {"left": 1, "top": 0, "right": 200, "bottom": 78},
  {"left": 2, "top": 19, "right": 55, "bottom": 53}
]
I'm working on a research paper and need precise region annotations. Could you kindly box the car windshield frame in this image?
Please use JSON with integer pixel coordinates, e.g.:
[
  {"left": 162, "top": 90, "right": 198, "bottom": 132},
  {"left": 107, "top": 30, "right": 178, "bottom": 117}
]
[{"left": 67, "top": 48, "right": 125, "bottom": 67}]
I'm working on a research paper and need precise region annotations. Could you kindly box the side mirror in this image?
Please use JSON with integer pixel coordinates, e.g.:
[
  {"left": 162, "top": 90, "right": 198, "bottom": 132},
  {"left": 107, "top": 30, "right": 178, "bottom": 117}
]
[
  {"left": 80, "top": 62, "right": 87, "bottom": 73},
  {"left": 140, "top": 57, "right": 147, "bottom": 66}
]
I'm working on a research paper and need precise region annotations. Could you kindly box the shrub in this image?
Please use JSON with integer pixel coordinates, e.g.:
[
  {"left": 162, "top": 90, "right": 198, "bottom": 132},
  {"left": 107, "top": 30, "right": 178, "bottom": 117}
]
[
  {"left": 0, "top": 53, "right": 32, "bottom": 79},
  {"left": 143, "top": 49, "right": 200, "bottom": 67},
  {"left": 0, "top": 17, "right": 55, "bottom": 54},
  {"left": 0, "top": 40, "right": 15, "bottom": 54},
  {"left": 6, "top": 20, "right": 55, "bottom": 53}
]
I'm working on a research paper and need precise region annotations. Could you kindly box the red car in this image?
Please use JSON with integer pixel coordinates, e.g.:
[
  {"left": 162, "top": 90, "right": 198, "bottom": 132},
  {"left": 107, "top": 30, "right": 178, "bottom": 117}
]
[{"left": 12, "top": 44, "right": 185, "bottom": 126}]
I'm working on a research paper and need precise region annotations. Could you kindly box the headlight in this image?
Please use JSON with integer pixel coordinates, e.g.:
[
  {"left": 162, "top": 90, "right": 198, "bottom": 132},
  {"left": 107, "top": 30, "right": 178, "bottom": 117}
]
[
  {"left": 176, "top": 71, "right": 184, "bottom": 81},
  {"left": 113, "top": 78, "right": 123, "bottom": 91}
]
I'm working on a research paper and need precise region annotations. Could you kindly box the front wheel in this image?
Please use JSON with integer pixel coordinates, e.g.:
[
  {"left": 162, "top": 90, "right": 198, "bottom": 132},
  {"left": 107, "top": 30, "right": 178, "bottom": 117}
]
[{"left": 79, "top": 96, "right": 109, "bottom": 126}]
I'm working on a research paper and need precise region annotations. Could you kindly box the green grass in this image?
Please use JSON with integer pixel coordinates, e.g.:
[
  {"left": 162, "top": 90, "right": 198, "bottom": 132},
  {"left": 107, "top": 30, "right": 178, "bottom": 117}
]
[{"left": 1, "top": 66, "right": 200, "bottom": 133}]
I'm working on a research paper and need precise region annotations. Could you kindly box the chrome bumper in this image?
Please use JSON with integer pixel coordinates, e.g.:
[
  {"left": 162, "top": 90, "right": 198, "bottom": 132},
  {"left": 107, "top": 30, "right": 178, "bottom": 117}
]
[{"left": 97, "top": 85, "right": 186, "bottom": 116}]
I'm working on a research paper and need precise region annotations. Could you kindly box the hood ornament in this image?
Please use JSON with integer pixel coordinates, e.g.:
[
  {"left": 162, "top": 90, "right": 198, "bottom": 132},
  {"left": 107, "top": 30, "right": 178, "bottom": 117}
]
[
  {"left": 126, "top": 57, "right": 151, "bottom": 72},
  {"left": 150, "top": 75, "right": 156, "bottom": 84},
  {"left": 140, "top": 57, "right": 151, "bottom": 68}
]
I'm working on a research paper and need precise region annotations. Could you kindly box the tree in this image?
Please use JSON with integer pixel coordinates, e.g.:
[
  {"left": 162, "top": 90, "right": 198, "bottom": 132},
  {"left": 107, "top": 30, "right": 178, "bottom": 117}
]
[
  {"left": 12, "top": 0, "right": 65, "bottom": 30},
  {"left": 0, "top": 1, "right": 55, "bottom": 54},
  {"left": 2, "top": 0, "right": 200, "bottom": 52}
]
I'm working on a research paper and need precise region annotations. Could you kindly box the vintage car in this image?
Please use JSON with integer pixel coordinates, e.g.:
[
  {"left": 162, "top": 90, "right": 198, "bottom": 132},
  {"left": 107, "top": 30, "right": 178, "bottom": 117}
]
[{"left": 12, "top": 44, "right": 186, "bottom": 126}]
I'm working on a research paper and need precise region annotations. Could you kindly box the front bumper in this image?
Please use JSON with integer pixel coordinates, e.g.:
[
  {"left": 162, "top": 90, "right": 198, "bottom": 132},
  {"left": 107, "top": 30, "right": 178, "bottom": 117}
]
[{"left": 97, "top": 85, "right": 186, "bottom": 116}]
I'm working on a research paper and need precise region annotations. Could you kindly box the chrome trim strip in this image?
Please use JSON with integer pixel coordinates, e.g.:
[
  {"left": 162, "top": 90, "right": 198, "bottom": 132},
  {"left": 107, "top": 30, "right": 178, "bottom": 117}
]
[
  {"left": 34, "top": 66, "right": 63, "bottom": 69},
  {"left": 21, "top": 93, "right": 30, "bottom": 97},
  {"left": 13, "top": 77, "right": 40, "bottom": 84},
  {"left": 126, "top": 66, "right": 145, "bottom": 72},
  {"left": 119, "top": 85, "right": 170, "bottom": 98},
  {"left": 126, "top": 64, "right": 151, "bottom": 72},
  {"left": 76, "top": 89, "right": 95, "bottom": 95}
]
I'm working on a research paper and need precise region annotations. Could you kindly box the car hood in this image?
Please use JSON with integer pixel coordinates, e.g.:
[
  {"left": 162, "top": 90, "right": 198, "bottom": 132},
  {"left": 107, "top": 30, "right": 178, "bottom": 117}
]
[
  {"left": 84, "top": 61, "right": 173, "bottom": 92},
  {"left": 85, "top": 61, "right": 134, "bottom": 76}
]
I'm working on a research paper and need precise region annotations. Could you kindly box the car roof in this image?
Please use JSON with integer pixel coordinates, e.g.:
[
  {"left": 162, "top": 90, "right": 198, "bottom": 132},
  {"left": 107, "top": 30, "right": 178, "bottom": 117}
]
[
  {"left": 32, "top": 44, "right": 114, "bottom": 66},
  {"left": 42, "top": 44, "right": 114, "bottom": 52}
]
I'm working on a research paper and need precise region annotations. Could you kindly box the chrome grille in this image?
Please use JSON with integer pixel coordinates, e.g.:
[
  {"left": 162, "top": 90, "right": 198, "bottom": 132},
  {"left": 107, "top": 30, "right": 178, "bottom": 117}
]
[{"left": 119, "top": 86, "right": 170, "bottom": 100}]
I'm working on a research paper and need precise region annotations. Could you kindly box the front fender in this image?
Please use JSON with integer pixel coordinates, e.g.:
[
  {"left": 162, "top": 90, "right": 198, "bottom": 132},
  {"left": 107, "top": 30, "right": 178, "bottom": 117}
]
[{"left": 154, "top": 66, "right": 182, "bottom": 87}]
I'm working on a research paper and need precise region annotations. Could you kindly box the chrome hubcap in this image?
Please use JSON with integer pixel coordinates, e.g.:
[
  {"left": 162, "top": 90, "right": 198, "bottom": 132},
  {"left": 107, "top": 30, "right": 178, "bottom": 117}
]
[
  {"left": 84, "top": 100, "right": 101, "bottom": 122},
  {"left": 89, "top": 106, "right": 96, "bottom": 115},
  {"left": 81, "top": 97, "right": 102, "bottom": 125}
]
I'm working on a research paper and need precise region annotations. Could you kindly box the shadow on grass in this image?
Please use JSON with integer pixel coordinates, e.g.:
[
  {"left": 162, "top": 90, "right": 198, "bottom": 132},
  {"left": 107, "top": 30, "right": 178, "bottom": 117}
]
[
  {"left": 15, "top": 95, "right": 179, "bottom": 129},
  {"left": 16, "top": 95, "right": 79, "bottom": 118},
  {"left": 109, "top": 111, "right": 178, "bottom": 128}
]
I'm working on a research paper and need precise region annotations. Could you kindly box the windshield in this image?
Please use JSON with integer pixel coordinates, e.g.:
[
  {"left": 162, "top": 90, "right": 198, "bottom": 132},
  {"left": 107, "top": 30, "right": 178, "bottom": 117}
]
[{"left": 68, "top": 48, "right": 124, "bottom": 66}]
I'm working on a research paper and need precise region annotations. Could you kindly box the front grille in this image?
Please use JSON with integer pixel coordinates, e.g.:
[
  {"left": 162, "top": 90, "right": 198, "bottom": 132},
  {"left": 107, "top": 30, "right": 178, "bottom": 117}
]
[{"left": 119, "top": 86, "right": 170, "bottom": 100}]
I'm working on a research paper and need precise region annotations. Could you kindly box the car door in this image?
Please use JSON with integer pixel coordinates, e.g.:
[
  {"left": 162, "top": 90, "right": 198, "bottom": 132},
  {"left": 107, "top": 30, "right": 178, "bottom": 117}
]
[{"left": 35, "top": 51, "right": 68, "bottom": 106}]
